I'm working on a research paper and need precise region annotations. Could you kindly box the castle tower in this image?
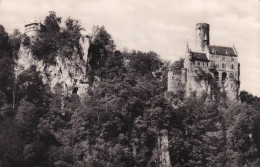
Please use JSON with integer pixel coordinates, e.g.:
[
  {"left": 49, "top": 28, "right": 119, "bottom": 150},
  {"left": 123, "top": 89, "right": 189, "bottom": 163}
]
[
  {"left": 195, "top": 23, "right": 210, "bottom": 52},
  {"left": 24, "top": 23, "right": 46, "bottom": 42}
]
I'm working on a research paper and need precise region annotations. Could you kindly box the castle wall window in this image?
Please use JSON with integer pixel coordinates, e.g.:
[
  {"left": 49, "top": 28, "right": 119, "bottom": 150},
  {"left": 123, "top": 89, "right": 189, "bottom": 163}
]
[
  {"left": 216, "top": 64, "right": 219, "bottom": 68},
  {"left": 231, "top": 58, "right": 234, "bottom": 61},
  {"left": 193, "top": 61, "right": 195, "bottom": 65},
  {"left": 231, "top": 64, "right": 234, "bottom": 69},
  {"left": 222, "top": 72, "right": 227, "bottom": 81},
  {"left": 229, "top": 73, "right": 234, "bottom": 79},
  {"left": 214, "top": 71, "right": 219, "bottom": 80},
  {"left": 222, "top": 63, "right": 226, "bottom": 69},
  {"left": 197, "top": 62, "right": 200, "bottom": 66},
  {"left": 222, "top": 57, "right": 225, "bottom": 60}
]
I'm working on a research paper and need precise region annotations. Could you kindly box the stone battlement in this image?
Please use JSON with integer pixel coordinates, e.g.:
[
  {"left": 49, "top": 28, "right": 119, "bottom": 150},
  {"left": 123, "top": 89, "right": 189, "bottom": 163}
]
[{"left": 195, "top": 23, "right": 210, "bottom": 29}]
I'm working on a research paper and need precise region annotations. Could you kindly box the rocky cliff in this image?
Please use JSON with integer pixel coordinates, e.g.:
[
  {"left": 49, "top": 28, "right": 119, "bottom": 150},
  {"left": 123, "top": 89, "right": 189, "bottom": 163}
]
[{"left": 15, "top": 35, "right": 90, "bottom": 97}]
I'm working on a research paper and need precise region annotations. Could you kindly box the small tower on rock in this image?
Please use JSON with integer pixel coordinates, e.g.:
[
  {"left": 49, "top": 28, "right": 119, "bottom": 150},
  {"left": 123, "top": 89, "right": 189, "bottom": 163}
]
[{"left": 24, "top": 22, "right": 46, "bottom": 42}]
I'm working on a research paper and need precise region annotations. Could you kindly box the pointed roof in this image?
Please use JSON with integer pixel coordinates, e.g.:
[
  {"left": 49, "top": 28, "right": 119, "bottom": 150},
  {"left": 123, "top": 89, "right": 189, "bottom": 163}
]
[{"left": 208, "top": 45, "right": 237, "bottom": 56}]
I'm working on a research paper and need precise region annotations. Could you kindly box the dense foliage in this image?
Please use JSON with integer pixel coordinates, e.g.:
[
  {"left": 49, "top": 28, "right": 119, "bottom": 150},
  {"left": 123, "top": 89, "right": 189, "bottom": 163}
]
[{"left": 0, "top": 12, "right": 259, "bottom": 167}]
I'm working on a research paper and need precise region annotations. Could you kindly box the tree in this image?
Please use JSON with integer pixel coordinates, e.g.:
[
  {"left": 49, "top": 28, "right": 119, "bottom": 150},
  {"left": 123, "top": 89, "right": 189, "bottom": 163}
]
[
  {"left": 59, "top": 17, "right": 84, "bottom": 59},
  {"left": 240, "top": 90, "right": 260, "bottom": 105},
  {"left": 30, "top": 11, "right": 62, "bottom": 64},
  {"left": 8, "top": 29, "right": 22, "bottom": 57},
  {"left": 31, "top": 12, "right": 84, "bottom": 65},
  {"left": 44, "top": 11, "right": 61, "bottom": 33},
  {"left": 87, "top": 26, "right": 116, "bottom": 83},
  {"left": 0, "top": 25, "right": 10, "bottom": 51},
  {"left": 0, "top": 25, "right": 14, "bottom": 105},
  {"left": 126, "top": 51, "right": 162, "bottom": 76},
  {"left": 170, "top": 58, "right": 184, "bottom": 74},
  {"left": 15, "top": 65, "right": 50, "bottom": 107}
]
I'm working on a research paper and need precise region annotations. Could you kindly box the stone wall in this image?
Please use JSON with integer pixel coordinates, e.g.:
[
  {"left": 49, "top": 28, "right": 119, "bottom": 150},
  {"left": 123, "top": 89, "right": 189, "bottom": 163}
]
[{"left": 167, "top": 72, "right": 182, "bottom": 93}]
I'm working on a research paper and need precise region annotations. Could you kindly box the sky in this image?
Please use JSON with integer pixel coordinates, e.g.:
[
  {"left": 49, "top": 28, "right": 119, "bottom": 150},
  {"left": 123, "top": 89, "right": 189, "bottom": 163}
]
[{"left": 0, "top": 0, "right": 260, "bottom": 96}]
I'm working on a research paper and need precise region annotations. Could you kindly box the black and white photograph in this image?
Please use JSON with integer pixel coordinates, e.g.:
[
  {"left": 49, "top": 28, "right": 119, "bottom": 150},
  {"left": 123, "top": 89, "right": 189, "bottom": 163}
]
[{"left": 0, "top": 0, "right": 260, "bottom": 166}]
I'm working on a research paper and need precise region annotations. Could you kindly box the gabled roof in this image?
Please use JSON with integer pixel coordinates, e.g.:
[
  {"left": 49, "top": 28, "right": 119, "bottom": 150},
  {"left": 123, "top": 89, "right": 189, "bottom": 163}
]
[
  {"left": 191, "top": 52, "right": 209, "bottom": 62},
  {"left": 208, "top": 45, "right": 237, "bottom": 56}
]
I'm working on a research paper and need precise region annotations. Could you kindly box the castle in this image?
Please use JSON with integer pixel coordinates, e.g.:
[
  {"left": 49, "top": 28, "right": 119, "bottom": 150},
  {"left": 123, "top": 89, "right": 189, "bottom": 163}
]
[{"left": 168, "top": 23, "right": 240, "bottom": 100}]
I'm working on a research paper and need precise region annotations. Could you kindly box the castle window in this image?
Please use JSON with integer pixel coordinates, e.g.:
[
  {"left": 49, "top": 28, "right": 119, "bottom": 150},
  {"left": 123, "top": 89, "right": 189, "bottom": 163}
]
[
  {"left": 222, "top": 57, "right": 225, "bottom": 60},
  {"left": 222, "top": 72, "right": 227, "bottom": 81},
  {"left": 231, "top": 64, "right": 234, "bottom": 69},
  {"left": 229, "top": 73, "right": 234, "bottom": 79},
  {"left": 193, "top": 61, "right": 195, "bottom": 65},
  {"left": 197, "top": 62, "right": 200, "bottom": 66},
  {"left": 231, "top": 58, "right": 234, "bottom": 61},
  {"left": 222, "top": 63, "right": 226, "bottom": 69},
  {"left": 216, "top": 64, "right": 219, "bottom": 68}
]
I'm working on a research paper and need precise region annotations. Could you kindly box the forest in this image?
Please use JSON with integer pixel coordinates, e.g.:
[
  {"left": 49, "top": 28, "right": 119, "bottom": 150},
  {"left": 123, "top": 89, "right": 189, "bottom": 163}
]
[{"left": 0, "top": 11, "right": 260, "bottom": 167}]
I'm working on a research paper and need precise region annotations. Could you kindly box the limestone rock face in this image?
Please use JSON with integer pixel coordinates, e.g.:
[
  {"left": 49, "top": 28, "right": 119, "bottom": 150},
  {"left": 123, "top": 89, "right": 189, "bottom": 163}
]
[
  {"left": 185, "top": 72, "right": 209, "bottom": 97},
  {"left": 158, "top": 129, "right": 171, "bottom": 167},
  {"left": 223, "top": 80, "right": 239, "bottom": 100},
  {"left": 15, "top": 36, "right": 90, "bottom": 97}
]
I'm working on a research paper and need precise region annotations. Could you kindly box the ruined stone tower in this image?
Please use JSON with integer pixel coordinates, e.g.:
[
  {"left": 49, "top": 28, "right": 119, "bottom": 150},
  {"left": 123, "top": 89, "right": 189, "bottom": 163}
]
[{"left": 168, "top": 23, "right": 240, "bottom": 100}]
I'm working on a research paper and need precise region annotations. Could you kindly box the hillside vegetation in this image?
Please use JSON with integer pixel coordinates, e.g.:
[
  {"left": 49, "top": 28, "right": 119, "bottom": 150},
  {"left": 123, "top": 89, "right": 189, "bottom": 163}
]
[{"left": 0, "top": 12, "right": 260, "bottom": 167}]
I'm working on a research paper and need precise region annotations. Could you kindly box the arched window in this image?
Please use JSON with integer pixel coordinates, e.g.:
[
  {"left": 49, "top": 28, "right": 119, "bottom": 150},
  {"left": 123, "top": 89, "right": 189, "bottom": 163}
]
[
  {"left": 222, "top": 63, "right": 226, "bottom": 69},
  {"left": 231, "top": 64, "right": 234, "bottom": 69},
  {"left": 198, "top": 62, "right": 200, "bottom": 66},
  {"left": 229, "top": 73, "right": 234, "bottom": 79},
  {"left": 222, "top": 72, "right": 227, "bottom": 81}
]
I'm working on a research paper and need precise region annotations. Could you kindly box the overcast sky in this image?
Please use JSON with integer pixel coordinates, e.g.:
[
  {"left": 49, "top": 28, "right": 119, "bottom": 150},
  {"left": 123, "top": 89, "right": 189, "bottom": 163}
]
[{"left": 0, "top": 0, "right": 260, "bottom": 96}]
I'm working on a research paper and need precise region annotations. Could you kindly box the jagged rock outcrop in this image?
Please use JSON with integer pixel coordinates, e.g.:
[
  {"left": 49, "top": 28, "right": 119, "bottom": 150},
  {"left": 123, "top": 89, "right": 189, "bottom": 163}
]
[
  {"left": 185, "top": 73, "right": 209, "bottom": 97},
  {"left": 15, "top": 35, "right": 90, "bottom": 97},
  {"left": 158, "top": 129, "right": 172, "bottom": 167},
  {"left": 222, "top": 80, "right": 240, "bottom": 100}
]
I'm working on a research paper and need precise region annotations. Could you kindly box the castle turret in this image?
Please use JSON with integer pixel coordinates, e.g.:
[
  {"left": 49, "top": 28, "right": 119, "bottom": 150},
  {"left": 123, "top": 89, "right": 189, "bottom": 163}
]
[
  {"left": 195, "top": 23, "right": 210, "bottom": 52},
  {"left": 24, "top": 23, "right": 46, "bottom": 42}
]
